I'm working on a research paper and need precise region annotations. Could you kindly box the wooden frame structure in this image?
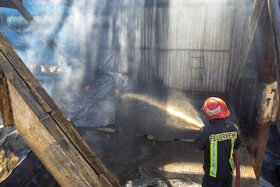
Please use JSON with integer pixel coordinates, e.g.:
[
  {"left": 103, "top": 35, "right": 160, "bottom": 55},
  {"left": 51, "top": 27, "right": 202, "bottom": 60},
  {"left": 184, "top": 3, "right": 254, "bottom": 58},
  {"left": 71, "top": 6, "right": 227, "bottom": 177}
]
[{"left": 0, "top": 33, "right": 120, "bottom": 186}]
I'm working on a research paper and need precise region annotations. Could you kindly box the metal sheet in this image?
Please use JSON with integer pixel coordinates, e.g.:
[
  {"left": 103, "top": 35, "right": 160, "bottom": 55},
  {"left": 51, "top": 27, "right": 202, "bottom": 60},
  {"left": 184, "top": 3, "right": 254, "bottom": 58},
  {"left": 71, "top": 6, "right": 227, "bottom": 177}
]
[{"left": 114, "top": 4, "right": 235, "bottom": 93}]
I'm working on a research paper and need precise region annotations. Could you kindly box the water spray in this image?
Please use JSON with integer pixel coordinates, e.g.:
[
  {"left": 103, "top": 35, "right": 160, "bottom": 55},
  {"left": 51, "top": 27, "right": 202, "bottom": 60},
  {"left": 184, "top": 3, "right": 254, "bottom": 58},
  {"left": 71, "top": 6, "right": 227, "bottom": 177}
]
[{"left": 121, "top": 93, "right": 204, "bottom": 129}]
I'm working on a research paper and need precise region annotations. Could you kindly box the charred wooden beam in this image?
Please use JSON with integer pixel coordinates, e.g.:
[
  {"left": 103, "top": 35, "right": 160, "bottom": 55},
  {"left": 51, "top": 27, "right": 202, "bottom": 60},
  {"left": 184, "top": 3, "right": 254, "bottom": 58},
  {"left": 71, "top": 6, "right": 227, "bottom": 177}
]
[
  {"left": 247, "top": 121, "right": 271, "bottom": 181},
  {"left": 267, "top": 0, "right": 280, "bottom": 132},
  {"left": 0, "top": 33, "right": 120, "bottom": 186},
  {"left": 247, "top": 6, "right": 279, "bottom": 181},
  {"left": 0, "top": 0, "right": 21, "bottom": 9},
  {"left": 229, "top": 0, "right": 265, "bottom": 99},
  {"left": 10, "top": 0, "right": 71, "bottom": 66},
  {"left": 0, "top": 68, "right": 14, "bottom": 128}
]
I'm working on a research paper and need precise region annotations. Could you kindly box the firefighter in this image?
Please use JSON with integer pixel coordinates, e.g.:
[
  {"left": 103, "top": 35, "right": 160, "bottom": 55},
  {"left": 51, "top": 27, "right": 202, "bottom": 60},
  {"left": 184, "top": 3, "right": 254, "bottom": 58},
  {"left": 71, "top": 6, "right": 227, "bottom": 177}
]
[{"left": 194, "top": 97, "right": 241, "bottom": 187}]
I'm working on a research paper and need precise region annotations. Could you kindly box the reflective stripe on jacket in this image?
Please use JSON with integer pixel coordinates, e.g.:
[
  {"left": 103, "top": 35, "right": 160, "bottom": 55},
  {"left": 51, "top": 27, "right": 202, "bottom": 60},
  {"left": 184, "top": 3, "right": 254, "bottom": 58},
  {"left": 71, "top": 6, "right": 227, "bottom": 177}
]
[{"left": 194, "top": 119, "right": 241, "bottom": 179}]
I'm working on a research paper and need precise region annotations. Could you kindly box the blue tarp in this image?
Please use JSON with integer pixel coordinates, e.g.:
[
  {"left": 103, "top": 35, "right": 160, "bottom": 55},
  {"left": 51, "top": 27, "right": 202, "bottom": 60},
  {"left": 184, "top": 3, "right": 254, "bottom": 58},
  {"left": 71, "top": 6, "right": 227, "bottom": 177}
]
[{"left": 0, "top": 1, "right": 73, "bottom": 65}]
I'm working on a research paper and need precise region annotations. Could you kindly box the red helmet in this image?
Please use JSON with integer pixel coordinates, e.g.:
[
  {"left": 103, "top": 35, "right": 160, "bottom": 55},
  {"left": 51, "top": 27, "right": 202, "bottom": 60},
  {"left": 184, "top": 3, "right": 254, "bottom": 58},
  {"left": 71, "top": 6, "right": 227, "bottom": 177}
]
[{"left": 203, "top": 97, "right": 230, "bottom": 120}]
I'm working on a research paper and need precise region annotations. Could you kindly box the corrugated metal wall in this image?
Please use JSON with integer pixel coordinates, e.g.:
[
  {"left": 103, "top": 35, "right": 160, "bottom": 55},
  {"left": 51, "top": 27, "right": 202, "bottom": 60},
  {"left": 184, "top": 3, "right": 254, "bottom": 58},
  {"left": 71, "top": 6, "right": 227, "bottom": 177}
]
[{"left": 114, "top": 1, "right": 246, "bottom": 94}]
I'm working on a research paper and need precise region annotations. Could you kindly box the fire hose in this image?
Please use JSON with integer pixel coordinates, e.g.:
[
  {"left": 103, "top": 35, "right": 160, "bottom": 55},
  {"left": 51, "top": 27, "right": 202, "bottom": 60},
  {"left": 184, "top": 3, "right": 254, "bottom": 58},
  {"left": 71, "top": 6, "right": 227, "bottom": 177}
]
[{"left": 233, "top": 148, "right": 240, "bottom": 187}]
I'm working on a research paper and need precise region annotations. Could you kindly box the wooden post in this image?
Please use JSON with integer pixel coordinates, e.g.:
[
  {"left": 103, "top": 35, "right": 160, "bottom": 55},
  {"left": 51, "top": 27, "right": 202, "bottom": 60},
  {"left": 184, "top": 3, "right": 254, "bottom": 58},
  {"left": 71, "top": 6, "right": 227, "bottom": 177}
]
[
  {"left": 267, "top": 0, "right": 280, "bottom": 132},
  {"left": 0, "top": 33, "right": 120, "bottom": 186},
  {"left": 0, "top": 68, "right": 14, "bottom": 127},
  {"left": 246, "top": 4, "right": 279, "bottom": 180}
]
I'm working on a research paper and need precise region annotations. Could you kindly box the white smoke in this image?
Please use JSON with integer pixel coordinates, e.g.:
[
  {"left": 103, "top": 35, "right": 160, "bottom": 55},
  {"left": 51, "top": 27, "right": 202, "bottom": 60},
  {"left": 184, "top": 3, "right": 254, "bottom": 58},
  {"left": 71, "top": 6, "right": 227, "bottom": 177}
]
[
  {"left": 49, "top": 0, "right": 98, "bottom": 92},
  {"left": 17, "top": 0, "right": 113, "bottom": 94},
  {"left": 114, "top": 0, "right": 144, "bottom": 77}
]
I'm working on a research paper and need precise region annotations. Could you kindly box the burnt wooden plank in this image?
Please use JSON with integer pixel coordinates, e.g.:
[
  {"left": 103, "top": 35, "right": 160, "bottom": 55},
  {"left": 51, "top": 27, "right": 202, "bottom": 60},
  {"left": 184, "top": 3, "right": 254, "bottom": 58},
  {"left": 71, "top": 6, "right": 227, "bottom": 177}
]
[
  {"left": 51, "top": 112, "right": 121, "bottom": 187},
  {"left": 7, "top": 80, "right": 103, "bottom": 187},
  {"left": 0, "top": 52, "right": 49, "bottom": 120},
  {"left": 39, "top": 115, "right": 105, "bottom": 186},
  {"left": 50, "top": 109, "right": 121, "bottom": 186},
  {"left": 0, "top": 0, "right": 21, "bottom": 9},
  {"left": 0, "top": 34, "right": 120, "bottom": 186},
  {"left": 230, "top": 0, "right": 265, "bottom": 99},
  {"left": 1, "top": 50, "right": 98, "bottom": 185},
  {"left": 0, "top": 34, "right": 52, "bottom": 114},
  {"left": 0, "top": 68, "right": 14, "bottom": 127}
]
